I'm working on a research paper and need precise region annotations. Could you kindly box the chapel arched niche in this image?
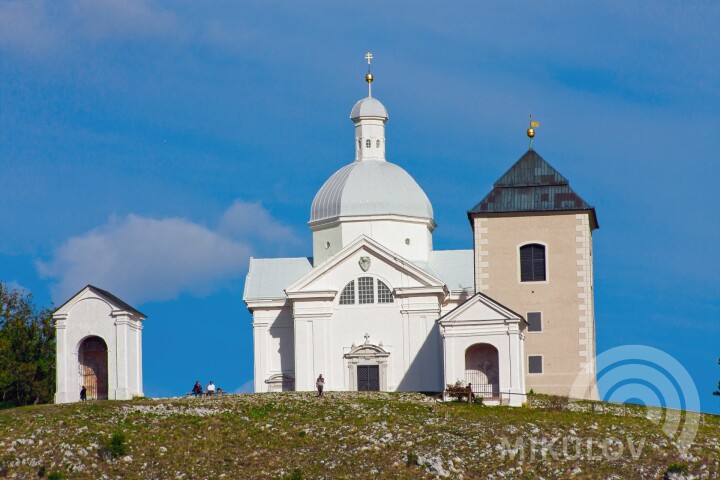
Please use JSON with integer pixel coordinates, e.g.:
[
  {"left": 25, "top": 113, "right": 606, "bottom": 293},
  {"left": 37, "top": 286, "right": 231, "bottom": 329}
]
[
  {"left": 465, "top": 343, "right": 499, "bottom": 400},
  {"left": 78, "top": 335, "right": 109, "bottom": 400}
]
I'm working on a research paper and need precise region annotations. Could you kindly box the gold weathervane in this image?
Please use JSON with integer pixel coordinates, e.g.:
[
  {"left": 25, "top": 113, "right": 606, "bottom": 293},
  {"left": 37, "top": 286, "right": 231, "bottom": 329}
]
[
  {"left": 365, "top": 51, "right": 374, "bottom": 97},
  {"left": 527, "top": 114, "right": 540, "bottom": 150}
]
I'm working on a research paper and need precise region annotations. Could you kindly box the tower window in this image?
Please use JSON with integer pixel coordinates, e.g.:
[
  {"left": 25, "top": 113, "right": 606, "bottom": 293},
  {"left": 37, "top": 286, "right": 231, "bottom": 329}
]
[
  {"left": 520, "top": 244, "right": 546, "bottom": 282},
  {"left": 527, "top": 312, "right": 542, "bottom": 332},
  {"left": 366, "top": 139, "right": 371, "bottom": 148},
  {"left": 358, "top": 140, "right": 361, "bottom": 149},
  {"left": 528, "top": 355, "right": 543, "bottom": 374},
  {"left": 377, "top": 280, "right": 393, "bottom": 303},
  {"left": 376, "top": 140, "right": 380, "bottom": 148},
  {"left": 358, "top": 277, "right": 375, "bottom": 304},
  {"left": 339, "top": 281, "right": 355, "bottom": 305}
]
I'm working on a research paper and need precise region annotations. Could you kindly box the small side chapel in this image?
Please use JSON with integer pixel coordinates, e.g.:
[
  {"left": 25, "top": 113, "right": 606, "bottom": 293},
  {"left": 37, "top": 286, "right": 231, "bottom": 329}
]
[
  {"left": 244, "top": 57, "right": 599, "bottom": 405},
  {"left": 54, "top": 285, "right": 146, "bottom": 403}
]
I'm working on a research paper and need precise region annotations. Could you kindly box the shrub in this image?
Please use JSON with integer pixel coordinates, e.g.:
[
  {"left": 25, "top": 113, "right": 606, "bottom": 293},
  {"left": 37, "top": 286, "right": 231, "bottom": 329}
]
[
  {"left": 666, "top": 463, "right": 688, "bottom": 474},
  {"left": 406, "top": 452, "right": 419, "bottom": 467},
  {"left": 281, "top": 468, "right": 303, "bottom": 480},
  {"left": 47, "top": 473, "right": 66, "bottom": 480},
  {"left": 106, "top": 432, "right": 127, "bottom": 458}
]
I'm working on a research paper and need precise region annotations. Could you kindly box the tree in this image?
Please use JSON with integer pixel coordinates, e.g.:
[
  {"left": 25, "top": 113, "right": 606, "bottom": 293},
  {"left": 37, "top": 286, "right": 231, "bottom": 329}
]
[{"left": 0, "top": 283, "right": 55, "bottom": 408}]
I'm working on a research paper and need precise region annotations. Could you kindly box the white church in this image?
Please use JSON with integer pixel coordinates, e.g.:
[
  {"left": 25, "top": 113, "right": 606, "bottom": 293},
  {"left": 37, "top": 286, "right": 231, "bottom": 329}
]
[
  {"left": 52, "top": 59, "right": 599, "bottom": 406},
  {"left": 243, "top": 62, "right": 600, "bottom": 406}
]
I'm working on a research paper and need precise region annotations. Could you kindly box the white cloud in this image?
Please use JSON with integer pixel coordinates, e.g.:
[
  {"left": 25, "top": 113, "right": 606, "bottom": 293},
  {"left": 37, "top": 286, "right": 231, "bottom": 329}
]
[
  {"left": 71, "top": 0, "right": 180, "bottom": 42},
  {"left": 36, "top": 201, "right": 296, "bottom": 305},
  {"left": 220, "top": 200, "right": 300, "bottom": 245},
  {"left": 0, "top": 0, "right": 62, "bottom": 56},
  {"left": 0, "top": 0, "right": 180, "bottom": 56}
]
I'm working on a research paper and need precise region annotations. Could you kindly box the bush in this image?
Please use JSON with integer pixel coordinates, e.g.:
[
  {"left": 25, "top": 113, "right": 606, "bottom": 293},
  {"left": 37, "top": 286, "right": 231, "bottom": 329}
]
[
  {"left": 281, "top": 469, "right": 303, "bottom": 480},
  {"left": 666, "top": 463, "right": 688, "bottom": 474},
  {"left": 47, "top": 473, "right": 66, "bottom": 480},
  {"left": 105, "top": 432, "right": 127, "bottom": 458}
]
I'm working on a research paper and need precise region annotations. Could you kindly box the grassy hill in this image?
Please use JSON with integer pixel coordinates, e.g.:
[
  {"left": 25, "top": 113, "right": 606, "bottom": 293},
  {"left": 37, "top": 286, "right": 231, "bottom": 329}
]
[{"left": 0, "top": 392, "right": 718, "bottom": 479}]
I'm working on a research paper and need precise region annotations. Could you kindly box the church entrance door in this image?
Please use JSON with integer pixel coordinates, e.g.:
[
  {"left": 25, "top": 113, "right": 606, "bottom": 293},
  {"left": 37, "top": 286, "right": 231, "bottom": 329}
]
[
  {"left": 357, "top": 365, "right": 380, "bottom": 391},
  {"left": 79, "top": 336, "right": 108, "bottom": 400}
]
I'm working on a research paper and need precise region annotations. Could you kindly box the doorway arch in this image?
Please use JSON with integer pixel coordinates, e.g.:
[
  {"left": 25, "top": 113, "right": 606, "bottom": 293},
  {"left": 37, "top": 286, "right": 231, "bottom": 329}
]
[
  {"left": 79, "top": 336, "right": 108, "bottom": 400},
  {"left": 465, "top": 343, "right": 499, "bottom": 400}
]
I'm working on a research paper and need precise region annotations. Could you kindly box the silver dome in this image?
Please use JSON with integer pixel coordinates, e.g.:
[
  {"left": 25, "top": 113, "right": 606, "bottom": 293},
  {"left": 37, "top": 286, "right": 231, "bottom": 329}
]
[
  {"left": 350, "top": 97, "right": 389, "bottom": 120},
  {"left": 310, "top": 160, "right": 433, "bottom": 223}
]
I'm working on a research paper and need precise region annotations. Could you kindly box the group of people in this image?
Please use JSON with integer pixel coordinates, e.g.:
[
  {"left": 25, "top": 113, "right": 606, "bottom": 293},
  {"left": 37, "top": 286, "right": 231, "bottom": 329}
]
[{"left": 191, "top": 380, "right": 222, "bottom": 397}]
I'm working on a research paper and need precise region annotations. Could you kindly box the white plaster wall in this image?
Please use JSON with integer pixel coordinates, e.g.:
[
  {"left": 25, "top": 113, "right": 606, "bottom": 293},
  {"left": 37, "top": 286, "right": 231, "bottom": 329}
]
[
  {"left": 312, "top": 218, "right": 433, "bottom": 265},
  {"left": 252, "top": 305, "right": 295, "bottom": 392},
  {"left": 291, "top": 246, "right": 444, "bottom": 392}
]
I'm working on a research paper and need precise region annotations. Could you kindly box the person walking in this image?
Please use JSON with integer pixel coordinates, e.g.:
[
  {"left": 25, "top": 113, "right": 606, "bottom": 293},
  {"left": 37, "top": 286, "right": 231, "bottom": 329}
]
[
  {"left": 80, "top": 385, "right": 87, "bottom": 401},
  {"left": 316, "top": 374, "right": 325, "bottom": 397}
]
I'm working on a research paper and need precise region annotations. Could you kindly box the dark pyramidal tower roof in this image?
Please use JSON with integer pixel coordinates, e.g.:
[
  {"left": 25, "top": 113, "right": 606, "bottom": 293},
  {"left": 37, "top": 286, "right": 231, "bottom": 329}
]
[{"left": 469, "top": 149, "right": 598, "bottom": 230}]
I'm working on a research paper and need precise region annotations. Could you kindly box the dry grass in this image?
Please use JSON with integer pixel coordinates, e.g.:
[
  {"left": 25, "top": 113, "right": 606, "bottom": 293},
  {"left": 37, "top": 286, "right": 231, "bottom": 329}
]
[{"left": 0, "top": 392, "right": 718, "bottom": 479}]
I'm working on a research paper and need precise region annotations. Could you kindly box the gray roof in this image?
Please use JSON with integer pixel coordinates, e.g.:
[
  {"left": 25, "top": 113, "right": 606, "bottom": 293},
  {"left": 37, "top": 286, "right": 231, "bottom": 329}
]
[
  {"left": 54, "top": 284, "right": 146, "bottom": 318},
  {"left": 243, "top": 249, "right": 474, "bottom": 301},
  {"left": 413, "top": 250, "right": 474, "bottom": 293},
  {"left": 469, "top": 149, "right": 598, "bottom": 229},
  {"left": 243, "top": 257, "right": 313, "bottom": 301},
  {"left": 350, "top": 97, "right": 389, "bottom": 120},
  {"left": 310, "top": 160, "right": 434, "bottom": 224}
]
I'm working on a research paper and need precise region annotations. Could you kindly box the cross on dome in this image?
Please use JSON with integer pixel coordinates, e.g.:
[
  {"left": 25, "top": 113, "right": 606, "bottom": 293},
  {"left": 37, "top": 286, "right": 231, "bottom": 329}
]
[
  {"left": 364, "top": 333, "right": 371, "bottom": 344},
  {"left": 364, "top": 51, "right": 374, "bottom": 97}
]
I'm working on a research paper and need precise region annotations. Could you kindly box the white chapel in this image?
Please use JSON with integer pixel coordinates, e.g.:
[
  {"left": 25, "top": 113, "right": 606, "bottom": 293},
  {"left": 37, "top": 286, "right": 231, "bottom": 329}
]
[{"left": 243, "top": 59, "right": 600, "bottom": 405}]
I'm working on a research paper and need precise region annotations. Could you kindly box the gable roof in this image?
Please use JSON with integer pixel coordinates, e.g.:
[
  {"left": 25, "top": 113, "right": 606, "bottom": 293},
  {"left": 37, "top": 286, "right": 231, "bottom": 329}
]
[
  {"left": 468, "top": 149, "right": 599, "bottom": 230},
  {"left": 438, "top": 292, "right": 525, "bottom": 325},
  {"left": 54, "top": 285, "right": 146, "bottom": 318},
  {"left": 242, "top": 257, "right": 313, "bottom": 301},
  {"left": 285, "top": 235, "right": 446, "bottom": 295},
  {"left": 243, "top": 248, "right": 474, "bottom": 302},
  {"left": 413, "top": 250, "right": 474, "bottom": 293}
]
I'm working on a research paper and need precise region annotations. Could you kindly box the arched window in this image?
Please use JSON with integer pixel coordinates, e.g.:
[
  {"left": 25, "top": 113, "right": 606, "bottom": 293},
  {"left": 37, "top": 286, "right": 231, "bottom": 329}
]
[
  {"left": 358, "top": 277, "right": 374, "bottom": 304},
  {"left": 376, "top": 139, "right": 380, "bottom": 148},
  {"left": 377, "top": 280, "right": 393, "bottom": 303},
  {"left": 339, "top": 281, "right": 355, "bottom": 305},
  {"left": 366, "top": 139, "right": 371, "bottom": 148},
  {"left": 520, "top": 244, "right": 546, "bottom": 282}
]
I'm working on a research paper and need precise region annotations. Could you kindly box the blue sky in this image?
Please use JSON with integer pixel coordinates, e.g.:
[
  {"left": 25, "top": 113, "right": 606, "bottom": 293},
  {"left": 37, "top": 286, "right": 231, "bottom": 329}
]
[{"left": 1, "top": 1, "right": 718, "bottom": 413}]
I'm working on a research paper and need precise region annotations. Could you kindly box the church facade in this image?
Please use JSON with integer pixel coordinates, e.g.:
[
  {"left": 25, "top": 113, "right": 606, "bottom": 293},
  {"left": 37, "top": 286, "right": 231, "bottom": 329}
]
[{"left": 244, "top": 80, "right": 598, "bottom": 405}]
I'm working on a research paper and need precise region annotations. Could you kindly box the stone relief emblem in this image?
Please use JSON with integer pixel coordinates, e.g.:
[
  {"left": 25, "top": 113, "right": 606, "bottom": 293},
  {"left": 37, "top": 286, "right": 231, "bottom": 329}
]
[{"left": 359, "top": 256, "right": 371, "bottom": 272}]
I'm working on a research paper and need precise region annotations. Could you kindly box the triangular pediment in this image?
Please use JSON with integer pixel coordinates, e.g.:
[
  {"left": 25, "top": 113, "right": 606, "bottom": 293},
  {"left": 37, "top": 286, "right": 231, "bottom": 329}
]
[
  {"left": 54, "top": 285, "right": 146, "bottom": 319},
  {"left": 438, "top": 292, "right": 524, "bottom": 325},
  {"left": 285, "top": 235, "right": 447, "bottom": 297}
]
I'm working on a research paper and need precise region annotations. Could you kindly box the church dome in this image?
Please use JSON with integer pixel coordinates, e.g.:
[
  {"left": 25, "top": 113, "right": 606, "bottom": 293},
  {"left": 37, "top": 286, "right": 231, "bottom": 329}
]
[
  {"left": 350, "top": 97, "right": 389, "bottom": 120},
  {"left": 310, "top": 160, "right": 434, "bottom": 223}
]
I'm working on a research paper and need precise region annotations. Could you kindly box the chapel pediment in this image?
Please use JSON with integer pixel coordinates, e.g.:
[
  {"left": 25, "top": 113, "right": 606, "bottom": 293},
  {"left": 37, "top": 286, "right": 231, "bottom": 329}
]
[{"left": 285, "top": 235, "right": 447, "bottom": 299}]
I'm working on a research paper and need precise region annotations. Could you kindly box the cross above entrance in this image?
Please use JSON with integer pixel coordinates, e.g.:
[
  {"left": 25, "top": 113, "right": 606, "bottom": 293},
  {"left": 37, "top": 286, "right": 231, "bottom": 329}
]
[{"left": 364, "top": 333, "right": 370, "bottom": 344}]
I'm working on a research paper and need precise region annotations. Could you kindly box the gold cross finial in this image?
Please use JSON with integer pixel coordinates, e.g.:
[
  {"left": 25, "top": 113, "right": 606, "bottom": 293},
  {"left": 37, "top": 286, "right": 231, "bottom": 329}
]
[{"left": 364, "top": 52, "right": 374, "bottom": 97}]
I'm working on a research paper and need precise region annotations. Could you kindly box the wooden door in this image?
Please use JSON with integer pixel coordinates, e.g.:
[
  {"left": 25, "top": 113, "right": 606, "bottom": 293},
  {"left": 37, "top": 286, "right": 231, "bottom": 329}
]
[{"left": 79, "top": 337, "right": 108, "bottom": 400}]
